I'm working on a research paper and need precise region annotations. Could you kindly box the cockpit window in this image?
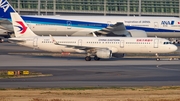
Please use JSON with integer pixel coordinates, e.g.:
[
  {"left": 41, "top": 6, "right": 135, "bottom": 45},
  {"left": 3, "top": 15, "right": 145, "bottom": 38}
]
[{"left": 163, "top": 42, "right": 172, "bottom": 44}]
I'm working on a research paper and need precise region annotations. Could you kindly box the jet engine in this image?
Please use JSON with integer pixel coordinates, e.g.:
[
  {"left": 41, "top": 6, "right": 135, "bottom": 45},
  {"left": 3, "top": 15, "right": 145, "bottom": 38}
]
[
  {"left": 96, "top": 49, "right": 112, "bottom": 59},
  {"left": 112, "top": 53, "right": 125, "bottom": 58},
  {"left": 128, "top": 30, "right": 147, "bottom": 37}
]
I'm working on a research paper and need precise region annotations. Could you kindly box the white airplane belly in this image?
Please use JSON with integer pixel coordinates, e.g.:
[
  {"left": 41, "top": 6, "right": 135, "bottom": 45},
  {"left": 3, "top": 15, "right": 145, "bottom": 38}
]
[
  {"left": 18, "top": 41, "right": 33, "bottom": 49},
  {"left": 57, "top": 46, "right": 76, "bottom": 53},
  {"left": 32, "top": 25, "right": 95, "bottom": 36},
  {"left": 38, "top": 43, "right": 60, "bottom": 52},
  {"left": 123, "top": 45, "right": 142, "bottom": 53},
  {"left": 147, "top": 32, "right": 180, "bottom": 38}
]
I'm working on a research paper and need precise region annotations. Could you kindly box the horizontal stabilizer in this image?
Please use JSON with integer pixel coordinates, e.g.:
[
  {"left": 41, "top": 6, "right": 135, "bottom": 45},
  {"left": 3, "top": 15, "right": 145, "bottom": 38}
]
[{"left": 8, "top": 38, "right": 25, "bottom": 43}]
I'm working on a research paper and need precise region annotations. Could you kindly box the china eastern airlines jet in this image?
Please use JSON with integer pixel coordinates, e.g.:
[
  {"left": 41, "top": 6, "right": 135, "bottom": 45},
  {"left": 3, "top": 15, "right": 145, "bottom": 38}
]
[
  {"left": 8, "top": 12, "right": 177, "bottom": 61},
  {"left": 1, "top": 0, "right": 180, "bottom": 39}
]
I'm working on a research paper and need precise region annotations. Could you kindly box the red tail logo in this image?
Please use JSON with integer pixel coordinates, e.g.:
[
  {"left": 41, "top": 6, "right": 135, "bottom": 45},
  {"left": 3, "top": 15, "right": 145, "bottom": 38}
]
[{"left": 15, "top": 21, "right": 27, "bottom": 34}]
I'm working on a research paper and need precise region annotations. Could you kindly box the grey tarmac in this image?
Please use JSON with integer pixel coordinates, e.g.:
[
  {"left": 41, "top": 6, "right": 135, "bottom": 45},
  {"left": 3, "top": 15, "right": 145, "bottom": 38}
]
[{"left": 0, "top": 43, "right": 180, "bottom": 88}]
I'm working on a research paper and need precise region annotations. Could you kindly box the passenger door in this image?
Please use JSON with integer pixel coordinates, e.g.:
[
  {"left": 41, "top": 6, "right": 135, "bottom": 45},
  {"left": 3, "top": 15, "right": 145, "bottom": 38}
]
[
  {"left": 154, "top": 39, "right": 159, "bottom": 48},
  {"left": 154, "top": 22, "right": 159, "bottom": 30},
  {"left": 33, "top": 37, "right": 38, "bottom": 48},
  {"left": 107, "top": 21, "right": 111, "bottom": 26},
  {"left": 120, "top": 40, "right": 124, "bottom": 48},
  {"left": 67, "top": 21, "right": 72, "bottom": 29},
  {"left": 78, "top": 39, "right": 82, "bottom": 46}
]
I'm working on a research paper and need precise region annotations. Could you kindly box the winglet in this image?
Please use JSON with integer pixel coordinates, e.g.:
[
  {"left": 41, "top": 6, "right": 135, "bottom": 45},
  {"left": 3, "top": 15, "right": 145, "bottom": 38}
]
[
  {"left": 49, "top": 34, "right": 58, "bottom": 45},
  {"left": 92, "top": 32, "right": 97, "bottom": 37},
  {"left": 0, "top": 0, "right": 16, "bottom": 19}
]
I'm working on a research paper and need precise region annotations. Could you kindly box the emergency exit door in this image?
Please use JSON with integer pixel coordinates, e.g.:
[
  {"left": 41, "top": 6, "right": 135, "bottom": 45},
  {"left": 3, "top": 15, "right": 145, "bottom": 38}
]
[
  {"left": 78, "top": 39, "right": 82, "bottom": 46},
  {"left": 120, "top": 40, "right": 124, "bottom": 48}
]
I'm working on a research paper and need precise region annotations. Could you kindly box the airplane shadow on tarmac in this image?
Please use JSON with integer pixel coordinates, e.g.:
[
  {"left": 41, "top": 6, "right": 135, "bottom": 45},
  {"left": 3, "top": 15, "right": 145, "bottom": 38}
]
[{"left": 14, "top": 54, "right": 156, "bottom": 61}]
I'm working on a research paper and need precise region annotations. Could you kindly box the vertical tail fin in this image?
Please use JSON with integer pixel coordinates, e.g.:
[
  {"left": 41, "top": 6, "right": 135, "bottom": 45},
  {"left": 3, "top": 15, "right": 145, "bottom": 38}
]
[
  {"left": 10, "top": 12, "right": 37, "bottom": 37},
  {"left": 0, "top": 0, "right": 16, "bottom": 19}
]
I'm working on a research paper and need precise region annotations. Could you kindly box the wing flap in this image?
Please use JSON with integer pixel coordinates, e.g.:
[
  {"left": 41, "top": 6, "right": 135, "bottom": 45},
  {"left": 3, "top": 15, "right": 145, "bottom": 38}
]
[
  {"left": 94, "top": 22, "right": 130, "bottom": 36},
  {"left": 49, "top": 35, "right": 107, "bottom": 51}
]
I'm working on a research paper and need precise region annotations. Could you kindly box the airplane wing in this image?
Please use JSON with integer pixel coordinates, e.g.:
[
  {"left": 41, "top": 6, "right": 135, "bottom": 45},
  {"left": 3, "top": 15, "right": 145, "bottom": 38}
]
[
  {"left": 55, "top": 43, "right": 97, "bottom": 50},
  {"left": 0, "top": 19, "right": 12, "bottom": 31},
  {"left": 0, "top": 19, "right": 11, "bottom": 24},
  {"left": 49, "top": 35, "right": 107, "bottom": 51},
  {"left": 94, "top": 22, "right": 130, "bottom": 37}
]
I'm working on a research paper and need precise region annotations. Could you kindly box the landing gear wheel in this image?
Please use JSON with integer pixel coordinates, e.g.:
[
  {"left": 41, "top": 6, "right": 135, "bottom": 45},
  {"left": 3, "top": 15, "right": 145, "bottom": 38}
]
[
  {"left": 85, "top": 56, "right": 91, "bottom": 61},
  {"left": 94, "top": 56, "right": 100, "bottom": 61},
  {"left": 156, "top": 58, "right": 160, "bottom": 61}
]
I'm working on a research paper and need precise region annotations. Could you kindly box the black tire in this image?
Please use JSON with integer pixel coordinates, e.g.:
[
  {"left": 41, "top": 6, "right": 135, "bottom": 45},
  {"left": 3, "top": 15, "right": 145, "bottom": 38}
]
[
  {"left": 156, "top": 58, "right": 160, "bottom": 61},
  {"left": 85, "top": 56, "right": 91, "bottom": 61},
  {"left": 0, "top": 38, "right": 3, "bottom": 43},
  {"left": 94, "top": 56, "right": 100, "bottom": 61}
]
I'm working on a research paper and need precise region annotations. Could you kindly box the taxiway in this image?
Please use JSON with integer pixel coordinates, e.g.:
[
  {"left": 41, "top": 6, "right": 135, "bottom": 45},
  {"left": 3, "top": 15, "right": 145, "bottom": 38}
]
[{"left": 0, "top": 43, "right": 180, "bottom": 88}]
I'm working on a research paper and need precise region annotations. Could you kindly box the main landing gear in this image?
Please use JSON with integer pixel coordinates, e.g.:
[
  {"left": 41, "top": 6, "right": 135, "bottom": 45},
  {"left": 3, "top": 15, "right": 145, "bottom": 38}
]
[
  {"left": 85, "top": 56, "right": 91, "bottom": 61},
  {"left": 155, "top": 53, "right": 160, "bottom": 61},
  {"left": 85, "top": 56, "right": 100, "bottom": 61},
  {"left": 94, "top": 56, "right": 100, "bottom": 61}
]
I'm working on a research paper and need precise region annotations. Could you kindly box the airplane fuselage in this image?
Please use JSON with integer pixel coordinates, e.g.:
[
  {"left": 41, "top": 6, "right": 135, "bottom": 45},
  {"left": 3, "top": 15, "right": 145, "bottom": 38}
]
[
  {"left": 11, "top": 36, "right": 177, "bottom": 54},
  {"left": 2, "top": 16, "right": 180, "bottom": 38}
]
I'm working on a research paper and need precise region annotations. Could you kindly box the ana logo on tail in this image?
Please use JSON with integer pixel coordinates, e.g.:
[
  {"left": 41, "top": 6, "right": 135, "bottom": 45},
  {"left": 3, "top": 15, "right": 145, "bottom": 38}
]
[
  {"left": 0, "top": 0, "right": 10, "bottom": 12},
  {"left": 15, "top": 21, "right": 27, "bottom": 34}
]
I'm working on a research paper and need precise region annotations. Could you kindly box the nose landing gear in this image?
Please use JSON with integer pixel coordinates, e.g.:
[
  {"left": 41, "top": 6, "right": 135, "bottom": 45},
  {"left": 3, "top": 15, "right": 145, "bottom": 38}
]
[{"left": 94, "top": 56, "right": 100, "bottom": 61}]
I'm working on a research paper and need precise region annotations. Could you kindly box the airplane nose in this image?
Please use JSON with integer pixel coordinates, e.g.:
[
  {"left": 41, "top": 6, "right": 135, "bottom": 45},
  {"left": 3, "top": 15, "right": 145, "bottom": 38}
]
[{"left": 172, "top": 45, "right": 178, "bottom": 52}]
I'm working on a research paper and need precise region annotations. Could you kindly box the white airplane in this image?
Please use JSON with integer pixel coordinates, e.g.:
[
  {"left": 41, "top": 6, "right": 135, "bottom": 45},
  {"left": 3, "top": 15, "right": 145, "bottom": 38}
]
[
  {"left": 1, "top": 0, "right": 180, "bottom": 40},
  {"left": 8, "top": 12, "right": 178, "bottom": 61}
]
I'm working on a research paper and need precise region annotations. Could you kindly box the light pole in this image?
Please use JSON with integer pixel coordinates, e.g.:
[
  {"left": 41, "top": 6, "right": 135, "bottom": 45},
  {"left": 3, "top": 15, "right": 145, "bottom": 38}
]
[
  {"left": 127, "top": 0, "right": 130, "bottom": 16},
  {"left": 18, "top": 0, "right": 20, "bottom": 13},
  {"left": 38, "top": 0, "right": 40, "bottom": 15},
  {"left": 45, "top": 0, "right": 47, "bottom": 15},
  {"left": 104, "top": 0, "right": 106, "bottom": 16},
  {"left": 53, "top": 0, "right": 56, "bottom": 15},
  {"left": 139, "top": 0, "right": 141, "bottom": 16}
]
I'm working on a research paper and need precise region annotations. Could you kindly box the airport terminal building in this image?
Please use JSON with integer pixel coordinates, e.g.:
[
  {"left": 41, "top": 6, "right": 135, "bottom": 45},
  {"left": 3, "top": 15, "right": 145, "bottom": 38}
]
[{"left": 8, "top": 0, "right": 180, "bottom": 17}]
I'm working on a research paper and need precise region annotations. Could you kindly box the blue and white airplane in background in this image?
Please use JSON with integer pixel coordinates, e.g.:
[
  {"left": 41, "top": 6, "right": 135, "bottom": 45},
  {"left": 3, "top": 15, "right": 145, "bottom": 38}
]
[{"left": 1, "top": 0, "right": 180, "bottom": 40}]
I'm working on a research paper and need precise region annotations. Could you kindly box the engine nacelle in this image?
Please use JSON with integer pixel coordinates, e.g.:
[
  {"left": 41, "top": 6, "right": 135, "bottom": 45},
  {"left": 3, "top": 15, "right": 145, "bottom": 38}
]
[
  {"left": 112, "top": 53, "right": 125, "bottom": 58},
  {"left": 128, "top": 30, "right": 147, "bottom": 37},
  {"left": 96, "top": 49, "right": 112, "bottom": 59}
]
